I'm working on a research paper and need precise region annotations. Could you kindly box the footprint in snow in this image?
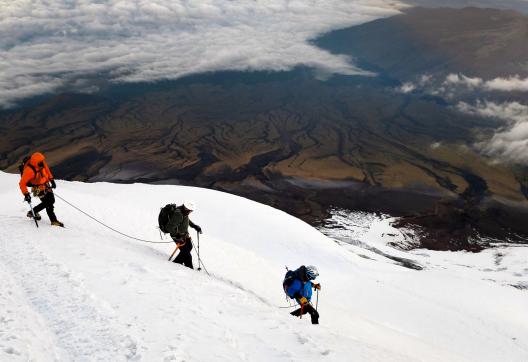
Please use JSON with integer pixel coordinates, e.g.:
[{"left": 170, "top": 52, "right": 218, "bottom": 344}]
[
  {"left": 296, "top": 334, "right": 309, "bottom": 345},
  {"left": 163, "top": 344, "right": 188, "bottom": 362},
  {"left": 3, "top": 346, "right": 20, "bottom": 355}
]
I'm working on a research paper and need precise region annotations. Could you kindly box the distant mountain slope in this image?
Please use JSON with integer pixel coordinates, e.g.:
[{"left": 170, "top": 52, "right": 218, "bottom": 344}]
[
  {"left": 0, "top": 172, "right": 527, "bottom": 361},
  {"left": 316, "top": 7, "right": 528, "bottom": 79}
]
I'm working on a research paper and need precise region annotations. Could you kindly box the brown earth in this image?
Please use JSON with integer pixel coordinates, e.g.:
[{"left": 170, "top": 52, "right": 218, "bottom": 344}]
[{"left": 1, "top": 72, "right": 527, "bottom": 241}]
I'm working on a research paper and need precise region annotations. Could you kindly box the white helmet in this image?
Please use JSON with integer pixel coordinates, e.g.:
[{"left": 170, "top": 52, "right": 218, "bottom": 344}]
[
  {"left": 305, "top": 265, "right": 319, "bottom": 280},
  {"left": 182, "top": 201, "right": 195, "bottom": 211}
]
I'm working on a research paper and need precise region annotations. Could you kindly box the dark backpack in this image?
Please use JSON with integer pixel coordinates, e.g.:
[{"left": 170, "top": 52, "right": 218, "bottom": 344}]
[
  {"left": 18, "top": 155, "right": 34, "bottom": 176},
  {"left": 158, "top": 204, "right": 178, "bottom": 234},
  {"left": 283, "top": 269, "right": 297, "bottom": 294}
]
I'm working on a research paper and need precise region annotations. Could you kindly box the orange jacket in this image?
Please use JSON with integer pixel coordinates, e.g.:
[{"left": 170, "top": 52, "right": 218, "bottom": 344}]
[{"left": 19, "top": 152, "right": 54, "bottom": 195}]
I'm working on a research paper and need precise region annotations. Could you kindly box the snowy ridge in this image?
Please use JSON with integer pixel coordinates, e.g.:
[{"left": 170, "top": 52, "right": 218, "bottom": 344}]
[{"left": 0, "top": 172, "right": 527, "bottom": 361}]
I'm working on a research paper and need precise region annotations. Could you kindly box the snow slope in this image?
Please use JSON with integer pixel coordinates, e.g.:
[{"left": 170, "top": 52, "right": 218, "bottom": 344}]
[{"left": 0, "top": 171, "right": 527, "bottom": 361}]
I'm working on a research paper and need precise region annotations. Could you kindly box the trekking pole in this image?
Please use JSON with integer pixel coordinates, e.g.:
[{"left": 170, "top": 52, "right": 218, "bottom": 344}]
[
  {"left": 316, "top": 289, "right": 319, "bottom": 311},
  {"left": 28, "top": 201, "right": 39, "bottom": 228},
  {"left": 197, "top": 231, "right": 201, "bottom": 271}
]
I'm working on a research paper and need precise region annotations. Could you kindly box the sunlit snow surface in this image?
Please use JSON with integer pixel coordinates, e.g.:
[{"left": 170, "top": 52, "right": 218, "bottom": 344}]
[
  {"left": 0, "top": 172, "right": 527, "bottom": 361},
  {"left": 319, "top": 208, "right": 528, "bottom": 290}
]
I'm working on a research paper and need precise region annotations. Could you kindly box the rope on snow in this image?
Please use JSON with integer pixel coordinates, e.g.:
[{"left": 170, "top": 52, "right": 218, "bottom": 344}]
[
  {"left": 55, "top": 193, "right": 212, "bottom": 274},
  {"left": 54, "top": 193, "right": 173, "bottom": 244}
]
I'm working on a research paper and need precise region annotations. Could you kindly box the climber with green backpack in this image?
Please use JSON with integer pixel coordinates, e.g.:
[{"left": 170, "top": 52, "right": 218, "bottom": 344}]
[{"left": 158, "top": 201, "right": 202, "bottom": 269}]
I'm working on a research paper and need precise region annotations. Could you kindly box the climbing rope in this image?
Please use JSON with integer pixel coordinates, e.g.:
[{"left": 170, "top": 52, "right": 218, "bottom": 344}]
[
  {"left": 55, "top": 192, "right": 213, "bottom": 275},
  {"left": 54, "top": 193, "right": 173, "bottom": 244},
  {"left": 278, "top": 305, "right": 297, "bottom": 309}
]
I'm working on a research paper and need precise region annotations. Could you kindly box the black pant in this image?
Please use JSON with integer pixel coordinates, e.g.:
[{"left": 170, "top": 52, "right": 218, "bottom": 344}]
[
  {"left": 33, "top": 192, "right": 57, "bottom": 222},
  {"left": 172, "top": 239, "right": 193, "bottom": 269},
  {"left": 291, "top": 303, "right": 319, "bottom": 324}
]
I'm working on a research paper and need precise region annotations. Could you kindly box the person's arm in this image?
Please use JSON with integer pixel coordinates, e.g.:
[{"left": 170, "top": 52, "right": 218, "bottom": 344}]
[
  {"left": 189, "top": 220, "right": 202, "bottom": 233},
  {"left": 19, "top": 167, "right": 35, "bottom": 195},
  {"left": 44, "top": 161, "right": 53, "bottom": 180},
  {"left": 44, "top": 161, "right": 56, "bottom": 188}
]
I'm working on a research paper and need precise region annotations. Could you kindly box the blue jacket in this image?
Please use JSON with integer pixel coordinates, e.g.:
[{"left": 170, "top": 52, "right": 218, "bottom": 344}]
[{"left": 286, "top": 279, "right": 313, "bottom": 302}]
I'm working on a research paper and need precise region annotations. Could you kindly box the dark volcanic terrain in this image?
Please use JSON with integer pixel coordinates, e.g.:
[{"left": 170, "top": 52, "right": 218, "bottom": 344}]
[
  {"left": 2, "top": 7, "right": 528, "bottom": 249},
  {"left": 316, "top": 6, "right": 528, "bottom": 79}
]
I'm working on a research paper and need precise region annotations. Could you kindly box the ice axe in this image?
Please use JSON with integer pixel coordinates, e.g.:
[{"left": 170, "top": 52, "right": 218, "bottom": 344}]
[
  {"left": 168, "top": 243, "right": 180, "bottom": 261},
  {"left": 28, "top": 201, "right": 39, "bottom": 228}
]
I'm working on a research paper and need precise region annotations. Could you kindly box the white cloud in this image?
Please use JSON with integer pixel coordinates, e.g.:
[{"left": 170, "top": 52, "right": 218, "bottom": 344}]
[
  {"left": 0, "top": 0, "right": 403, "bottom": 108},
  {"left": 398, "top": 82, "right": 416, "bottom": 93},
  {"left": 443, "top": 73, "right": 483, "bottom": 88},
  {"left": 484, "top": 75, "right": 528, "bottom": 92},
  {"left": 441, "top": 73, "right": 528, "bottom": 94},
  {"left": 456, "top": 100, "right": 528, "bottom": 163}
]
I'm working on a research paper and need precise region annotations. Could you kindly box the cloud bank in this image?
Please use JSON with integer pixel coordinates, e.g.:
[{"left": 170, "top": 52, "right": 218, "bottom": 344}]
[
  {"left": 0, "top": 0, "right": 403, "bottom": 108},
  {"left": 457, "top": 100, "right": 528, "bottom": 163},
  {"left": 400, "top": 72, "right": 528, "bottom": 164}
]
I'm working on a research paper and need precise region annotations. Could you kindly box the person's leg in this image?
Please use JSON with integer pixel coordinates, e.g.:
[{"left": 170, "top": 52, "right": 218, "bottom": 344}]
[
  {"left": 43, "top": 192, "right": 58, "bottom": 222},
  {"left": 183, "top": 252, "right": 194, "bottom": 269},
  {"left": 32, "top": 193, "right": 48, "bottom": 214},
  {"left": 305, "top": 304, "right": 319, "bottom": 324},
  {"left": 290, "top": 304, "right": 319, "bottom": 324},
  {"left": 173, "top": 248, "right": 185, "bottom": 264},
  {"left": 173, "top": 241, "right": 193, "bottom": 269},
  {"left": 290, "top": 308, "right": 302, "bottom": 317}
]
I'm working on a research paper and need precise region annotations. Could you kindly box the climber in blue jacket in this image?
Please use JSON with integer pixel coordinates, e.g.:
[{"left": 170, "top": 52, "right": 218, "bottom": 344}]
[{"left": 283, "top": 265, "right": 320, "bottom": 324}]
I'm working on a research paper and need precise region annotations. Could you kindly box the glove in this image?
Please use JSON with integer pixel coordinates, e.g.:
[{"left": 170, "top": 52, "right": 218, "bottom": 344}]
[
  {"left": 194, "top": 224, "right": 202, "bottom": 234},
  {"left": 313, "top": 283, "right": 321, "bottom": 290},
  {"left": 23, "top": 193, "right": 31, "bottom": 203},
  {"left": 50, "top": 179, "right": 56, "bottom": 189},
  {"left": 299, "top": 297, "right": 308, "bottom": 306}
]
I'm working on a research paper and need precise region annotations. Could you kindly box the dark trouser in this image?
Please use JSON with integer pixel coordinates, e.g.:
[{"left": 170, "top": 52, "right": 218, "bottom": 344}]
[
  {"left": 172, "top": 238, "right": 193, "bottom": 269},
  {"left": 33, "top": 192, "right": 57, "bottom": 222},
  {"left": 291, "top": 303, "right": 319, "bottom": 324}
]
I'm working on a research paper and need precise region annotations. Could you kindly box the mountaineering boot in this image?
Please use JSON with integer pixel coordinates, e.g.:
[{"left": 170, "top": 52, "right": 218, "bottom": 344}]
[
  {"left": 51, "top": 221, "right": 64, "bottom": 227},
  {"left": 27, "top": 211, "right": 41, "bottom": 220},
  {"left": 311, "top": 314, "right": 319, "bottom": 325}
]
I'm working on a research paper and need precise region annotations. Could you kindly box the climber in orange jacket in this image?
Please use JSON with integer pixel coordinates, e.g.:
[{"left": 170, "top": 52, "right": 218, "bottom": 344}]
[{"left": 19, "top": 152, "right": 64, "bottom": 227}]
